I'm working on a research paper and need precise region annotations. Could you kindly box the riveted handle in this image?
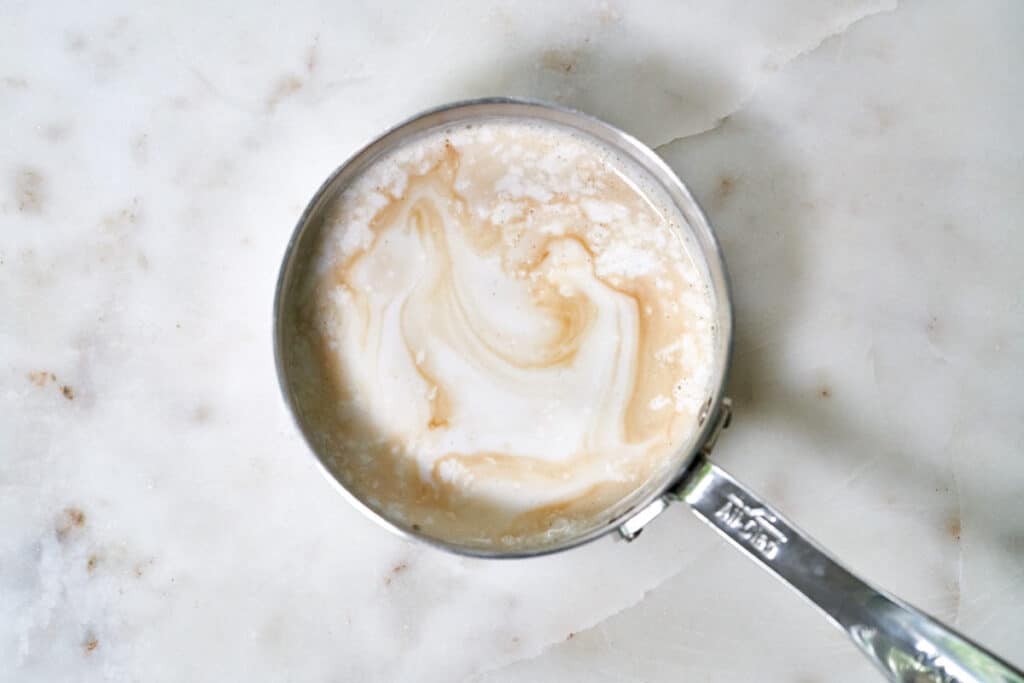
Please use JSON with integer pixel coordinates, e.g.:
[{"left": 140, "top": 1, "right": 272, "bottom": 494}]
[{"left": 676, "top": 454, "right": 1024, "bottom": 683}]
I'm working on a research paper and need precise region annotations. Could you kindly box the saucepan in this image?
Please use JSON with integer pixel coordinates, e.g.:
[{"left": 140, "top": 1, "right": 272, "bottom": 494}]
[{"left": 273, "top": 98, "right": 1022, "bottom": 683}]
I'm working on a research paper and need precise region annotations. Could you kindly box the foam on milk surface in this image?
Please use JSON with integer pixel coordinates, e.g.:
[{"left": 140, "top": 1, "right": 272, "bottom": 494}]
[{"left": 283, "top": 120, "right": 715, "bottom": 549}]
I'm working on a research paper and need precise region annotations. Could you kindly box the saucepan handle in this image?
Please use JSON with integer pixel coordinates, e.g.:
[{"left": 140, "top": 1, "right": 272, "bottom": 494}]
[{"left": 675, "top": 453, "right": 1024, "bottom": 683}]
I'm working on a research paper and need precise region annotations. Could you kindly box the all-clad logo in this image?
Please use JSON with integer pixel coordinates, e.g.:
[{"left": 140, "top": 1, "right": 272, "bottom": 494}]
[{"left": 714, "top": 493, "right": 788, "bottom": 560}]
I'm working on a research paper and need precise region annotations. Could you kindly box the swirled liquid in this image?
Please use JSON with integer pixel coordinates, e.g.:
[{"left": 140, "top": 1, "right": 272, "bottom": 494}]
[{"left": 283, "top": 120, "right": 715, "bottom": 550}]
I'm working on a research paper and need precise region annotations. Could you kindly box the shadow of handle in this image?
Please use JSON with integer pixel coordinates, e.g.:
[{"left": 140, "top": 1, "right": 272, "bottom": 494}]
[{"left": 674, "top": 453, "right": 1024, "bottom": 683}]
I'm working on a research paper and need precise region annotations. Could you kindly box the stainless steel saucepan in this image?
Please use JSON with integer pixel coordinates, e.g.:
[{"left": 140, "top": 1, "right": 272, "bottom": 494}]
[{"left": 274, "top": 98, "right": 1023, "bottom": 683}]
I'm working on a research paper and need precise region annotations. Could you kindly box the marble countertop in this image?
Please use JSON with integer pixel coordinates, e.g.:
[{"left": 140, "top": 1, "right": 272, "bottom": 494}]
[{"left": 3, "top": 0, "right": 1022, "bottom": 680}]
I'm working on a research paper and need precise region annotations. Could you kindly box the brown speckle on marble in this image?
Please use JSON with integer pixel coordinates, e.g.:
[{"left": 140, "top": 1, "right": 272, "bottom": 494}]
[
  {"left": 566, "top": 631, "right": 575, "bottom": 640},
  {"left": 384, "top": 562, "right": 409, "bottom": 586},
  {"left": 83, "top": 631, "right": 99, "bottom": 654},
  {"left": 541, "top": 48, "right": 582, "bottom": 74},
  {"left": 266, "top": 75, "right": 304, "bottom": 112},
  {"left": 56, "top": 507, "right": 86, "bottom": 540},
  {"left": 86, "top": 554, "right": 99, "bottom": 573},
  {"left": 712, "top": 174, "right": 737, "bottom": 207},
  {"left": 15, "top": 167, "right": 46, "bottom": 213},
  {"left": 101, "top": 198, "right": 142, "bottom": 231},
  {"left": 946, "top": 515, "right": 961, "bottom": 542},
  {"left": 819, "top": 386, "right": 832, "bottom": 399},
  {"left": 28, "top": 371, "right": 56, "bottom": 386},
  {"left": 61, "top": 384, "right": 75, "bottom": 400}
]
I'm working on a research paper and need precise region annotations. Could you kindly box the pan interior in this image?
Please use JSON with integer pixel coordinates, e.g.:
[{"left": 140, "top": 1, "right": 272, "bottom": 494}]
[{"left": 275, "top": 100, "right": 732, "bottom": 556}]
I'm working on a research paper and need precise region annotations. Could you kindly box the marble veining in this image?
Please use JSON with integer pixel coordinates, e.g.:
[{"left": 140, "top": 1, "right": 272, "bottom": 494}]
[{"left": 2, "top": 0, "right": 1022, "bottom": 681}]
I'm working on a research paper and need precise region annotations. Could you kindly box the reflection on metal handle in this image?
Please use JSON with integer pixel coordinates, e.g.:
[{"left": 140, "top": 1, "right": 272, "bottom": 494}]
[{"left": 676, "top": 454, "right": 1024, "bottom": 683}]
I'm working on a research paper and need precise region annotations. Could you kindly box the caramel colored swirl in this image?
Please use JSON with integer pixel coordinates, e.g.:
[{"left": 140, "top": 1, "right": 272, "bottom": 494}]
[{"left": 283, "top": 121, "right": 714, "bottom": 549}]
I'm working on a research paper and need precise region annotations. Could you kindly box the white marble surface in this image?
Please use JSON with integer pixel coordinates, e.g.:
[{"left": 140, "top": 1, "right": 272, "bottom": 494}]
[{"left": 2, "top": 0, "right": 1022, "bottom": 680}]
